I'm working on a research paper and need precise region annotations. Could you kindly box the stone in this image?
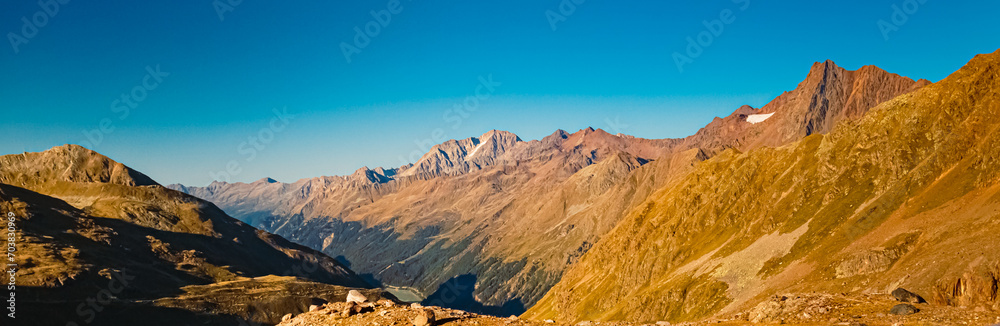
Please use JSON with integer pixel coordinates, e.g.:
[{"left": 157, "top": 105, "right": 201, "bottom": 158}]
[
  {"left": 341, "top": 301, "right": 361, "bottom": 317},
  {"left": 346, "top": 290, "right": 368, "bottom": 303},
  {"left": 889, "top": 304, "right": 919, "bottom": 315},
  {"left": 281, "top": 313, "right": 293, "bottom": 322},
  {"left": 308, "top": 304, "right": 320, "bottom": 312},
  {"left": 413, "top": 309, "right": 436, "bottom": 326},
  {"left": 891, "top": 288, "right": 925, "bottom": 303}
]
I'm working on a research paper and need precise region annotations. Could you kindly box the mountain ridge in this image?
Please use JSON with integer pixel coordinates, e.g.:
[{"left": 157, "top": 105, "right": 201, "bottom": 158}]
[
  {"left": 524, "top": 49, "right": 1000, "bottom": 323},
  {"left": 166, "top": 58, "right": 932, "bottom": 316}
]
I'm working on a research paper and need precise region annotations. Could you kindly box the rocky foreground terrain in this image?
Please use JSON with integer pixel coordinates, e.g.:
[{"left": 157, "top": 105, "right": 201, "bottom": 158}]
[{"left": 277, "top": 288, "right": 1000, "bottom": 326}]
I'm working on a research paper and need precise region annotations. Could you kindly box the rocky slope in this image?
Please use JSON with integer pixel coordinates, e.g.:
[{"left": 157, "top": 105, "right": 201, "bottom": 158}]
[
  {"left": 1, "top": 145, "right": 383, "bottom": 325},
  {"left": 170, "top": 60, "right": 927, "bottom": 316},
  {"left": 523, "top": 50, "right": 1000, "bottom": 323},
  {"left": 275, "top": 291, "right": 1000, "bottom": 326}
]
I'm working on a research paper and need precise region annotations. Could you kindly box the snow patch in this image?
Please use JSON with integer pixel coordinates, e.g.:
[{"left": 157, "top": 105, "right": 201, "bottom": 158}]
[
  {"left": 468, "top": 142, "right": 485, "bottom": 157},
  {"left": 747, "top": 113, "right": 775, "bottom": 124}
]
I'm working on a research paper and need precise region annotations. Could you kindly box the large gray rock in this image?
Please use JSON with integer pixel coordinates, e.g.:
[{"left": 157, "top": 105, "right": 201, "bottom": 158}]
[
  {"left": 890, "top": 304, "right": 919, "bottom": 315},
  {"left": 891, "top": 288, "right": 925, "bottom": 303},
  {"left": 346, "top": 290, "right": 368, "bottom": 303}
]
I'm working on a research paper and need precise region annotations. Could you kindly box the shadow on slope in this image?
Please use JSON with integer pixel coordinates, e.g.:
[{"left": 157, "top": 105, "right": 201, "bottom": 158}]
[{"left": 422, "top": 274, "right": 525, "bottom": 317}]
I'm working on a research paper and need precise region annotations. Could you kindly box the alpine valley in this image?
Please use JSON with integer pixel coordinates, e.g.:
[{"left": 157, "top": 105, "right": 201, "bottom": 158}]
[
  {"left": 6, "top": 50, "right": 1000, "bottom": 326},
  {"left": 145, "top": 50, "right": 1000, "bottom": 325}
]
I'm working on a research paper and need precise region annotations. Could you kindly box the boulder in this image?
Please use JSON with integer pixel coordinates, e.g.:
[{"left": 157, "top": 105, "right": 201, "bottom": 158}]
[
  {"left": 890, "top": 304, "right": 919, "bottom": 315},
  {"left": 346, "top": 290, "right": 368, "bottom": 303},
  {"left": 413, "top": 309, "right": 435, "bottom": 326},
  {"left": 891, "top": 288, "right": 925, "bottom": 303},
  {"left": 341, "top": 301, "right": 363, "bottom": 317}
]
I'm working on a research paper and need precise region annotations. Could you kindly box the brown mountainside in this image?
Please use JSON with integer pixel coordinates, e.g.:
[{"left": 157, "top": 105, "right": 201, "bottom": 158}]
[{"left": 524, "top": 50, "right": 1000, "bottom": 323}]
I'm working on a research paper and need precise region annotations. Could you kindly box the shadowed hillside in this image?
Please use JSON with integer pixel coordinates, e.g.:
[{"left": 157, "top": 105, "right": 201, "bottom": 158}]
[{"left": 0, "top": 146, "right": 385, "bottom": 325}]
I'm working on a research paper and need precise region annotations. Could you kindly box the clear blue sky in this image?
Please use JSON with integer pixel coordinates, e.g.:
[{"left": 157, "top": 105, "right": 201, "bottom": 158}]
[{"left": 2, "top": 0, "right": 998, "bottom": 186}]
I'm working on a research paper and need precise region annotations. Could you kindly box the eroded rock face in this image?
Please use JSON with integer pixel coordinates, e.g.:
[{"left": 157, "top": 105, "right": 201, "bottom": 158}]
[{"left": 932, "top": 262, "right": 1000, "bottom": 308}]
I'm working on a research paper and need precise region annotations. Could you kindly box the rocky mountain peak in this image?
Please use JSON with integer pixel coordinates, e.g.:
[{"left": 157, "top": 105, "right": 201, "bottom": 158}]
[
  {"left": 0, "top": 144, "right": 158, "bottom": 187},
  {"left": 253, "top": 177, "right": 279, "bottom": 184}
]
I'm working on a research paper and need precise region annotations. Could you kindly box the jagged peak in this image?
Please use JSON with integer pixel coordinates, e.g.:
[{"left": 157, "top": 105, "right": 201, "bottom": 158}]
[
  {"left": 805, "top": 59, "right": 847, "bottom": 83},
  {"left": 478, "top": 129, "right": 522, "bottom": 142},
  {"left": 252, "top": 177, "right": 279, "bottom": 184}
]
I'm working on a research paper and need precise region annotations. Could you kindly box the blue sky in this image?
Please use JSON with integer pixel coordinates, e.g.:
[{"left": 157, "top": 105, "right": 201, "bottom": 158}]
[{"left": 2, "top": 0, "right": 998, "bottom": 186}]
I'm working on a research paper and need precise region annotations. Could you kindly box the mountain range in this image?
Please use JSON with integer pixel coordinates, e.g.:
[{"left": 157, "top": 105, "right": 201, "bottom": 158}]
[
  {"left": 167, "top": 50, "right": 996, "bottom": 324},
  {"left": 8, "top": 50, "right": 1000, "bottom": 325}
]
